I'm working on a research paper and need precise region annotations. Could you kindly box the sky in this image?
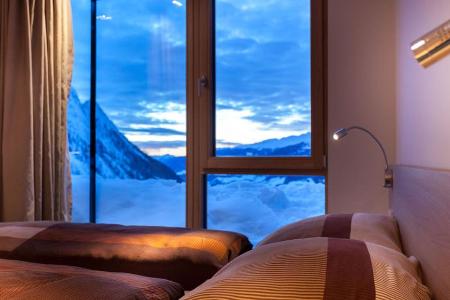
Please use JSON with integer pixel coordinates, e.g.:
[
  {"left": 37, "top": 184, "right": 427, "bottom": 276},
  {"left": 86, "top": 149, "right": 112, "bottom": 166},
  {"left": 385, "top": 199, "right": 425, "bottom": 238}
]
[{"left": 70, "top": 0, "right": 311, "bottom": 156}]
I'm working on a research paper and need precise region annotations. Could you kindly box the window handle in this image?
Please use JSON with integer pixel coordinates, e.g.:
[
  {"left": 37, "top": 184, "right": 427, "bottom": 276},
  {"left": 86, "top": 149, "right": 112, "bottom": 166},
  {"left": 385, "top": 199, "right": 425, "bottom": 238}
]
[{"left": 197, "top": 75, "right": 208, "bottom": 97}]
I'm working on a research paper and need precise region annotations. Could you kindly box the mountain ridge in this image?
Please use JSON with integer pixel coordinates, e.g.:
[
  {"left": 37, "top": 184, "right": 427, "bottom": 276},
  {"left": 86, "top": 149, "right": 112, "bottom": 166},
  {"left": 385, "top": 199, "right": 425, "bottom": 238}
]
[
  {"left": 68, "top": 89, "right": 180, "bottom": 182},
  {"left": 69, "top": 88, "right": 311, "bottom": 181}
]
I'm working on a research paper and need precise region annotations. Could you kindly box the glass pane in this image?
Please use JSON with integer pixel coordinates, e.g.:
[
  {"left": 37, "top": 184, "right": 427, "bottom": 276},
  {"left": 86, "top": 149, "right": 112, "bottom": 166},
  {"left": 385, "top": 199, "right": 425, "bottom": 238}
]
[
  {"left": 207, "top": 175, "right": 325, "bottom": 245},
  {"left": 95, "top": 0, "right": 186, "bottom": 226},
  {"left": 69, "top": 0, "right": 91, "bottom": 222},
  {"left": 215, "top": 0, "right": 311, "bottom": 157}
]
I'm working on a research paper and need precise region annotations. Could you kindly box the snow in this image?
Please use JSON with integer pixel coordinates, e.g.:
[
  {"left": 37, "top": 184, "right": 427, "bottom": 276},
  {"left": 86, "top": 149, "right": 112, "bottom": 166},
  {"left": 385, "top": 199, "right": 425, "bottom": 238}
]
[
  {"left": 72, "top": 176, "right": 90, "bottom": 222},
  {"left": 72, "top": 175, "right": 185, "bottom": 227},
  {"left": 72, "top": 175, "right": 325, "bottom": 245},
  {"left": 207, "top": 175, "right": 325, "bottom": 244},
  {"left": 236, "top": 133, "right": 311, "bottom": 150}
]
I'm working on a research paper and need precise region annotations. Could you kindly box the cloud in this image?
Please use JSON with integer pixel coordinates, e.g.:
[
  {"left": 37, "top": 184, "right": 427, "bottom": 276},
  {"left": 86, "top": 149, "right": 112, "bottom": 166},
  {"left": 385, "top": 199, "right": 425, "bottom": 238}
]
[
  {"left": 71, "top": 0, "right": 312, "bottom": 148},
  {"left": 172, "top": 1, "right": 183, "bottom": 8},
  {"left": 96, "top": 15, "right": 112, "bottom": 21},
  {"left": 134, "top": 141, "right": 186, "bottom": 149},
  {"left": 120, "top": 127, "right": 185, "bottom": 136}
]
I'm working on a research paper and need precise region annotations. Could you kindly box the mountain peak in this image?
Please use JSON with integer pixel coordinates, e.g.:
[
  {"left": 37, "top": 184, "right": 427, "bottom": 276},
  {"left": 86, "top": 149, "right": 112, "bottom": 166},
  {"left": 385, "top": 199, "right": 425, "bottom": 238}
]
[{"left": 68, "top": 89, "right": 180, "bottom": 182}]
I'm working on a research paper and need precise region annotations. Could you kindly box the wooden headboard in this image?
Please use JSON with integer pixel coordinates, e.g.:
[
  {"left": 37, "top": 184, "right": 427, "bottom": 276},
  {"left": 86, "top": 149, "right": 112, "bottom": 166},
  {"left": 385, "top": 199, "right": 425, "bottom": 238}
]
[{"left": 391, "top": 165, "right": 450, "bottom": 300}]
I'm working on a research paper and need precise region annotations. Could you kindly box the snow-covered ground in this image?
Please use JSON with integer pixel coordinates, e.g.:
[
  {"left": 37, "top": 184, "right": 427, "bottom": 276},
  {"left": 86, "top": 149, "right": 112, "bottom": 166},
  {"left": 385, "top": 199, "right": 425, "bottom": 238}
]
[
  {"left": 207, "top": 175, "right": 325, "bottom": 244},
  {"left": 72, "top": 175, "right": 325, "bottom": 244}
]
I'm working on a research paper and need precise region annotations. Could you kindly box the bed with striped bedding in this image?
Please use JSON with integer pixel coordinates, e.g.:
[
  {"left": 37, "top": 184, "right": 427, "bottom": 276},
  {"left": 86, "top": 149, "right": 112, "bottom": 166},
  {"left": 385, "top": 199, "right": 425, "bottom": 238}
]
[
  {"left": 0, "top": 258, "right": 184, "bottom": 300},
  {"left": 182, "top": 237, "right": 431, "bottom": 300},
  {"left": 0, "top": 222, "right": 252, "bottom": 290}
]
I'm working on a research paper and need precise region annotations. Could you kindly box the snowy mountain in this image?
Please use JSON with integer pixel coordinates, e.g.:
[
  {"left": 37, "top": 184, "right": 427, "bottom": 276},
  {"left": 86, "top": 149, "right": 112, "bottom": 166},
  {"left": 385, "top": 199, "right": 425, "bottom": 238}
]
[
  {"left": 155, "top": 133, "right": 311, "bottom": 174},
  {"left": 69, "top": 86, "right": 310, "bottom": 181},
  {"left": 68, "top": 89, "right": 180, "bottom": 182},
  {"left": 67, "top": 90, "right": 91, "bottom": 176},
  {"left": 154, "top": 155, "right": 186, "bottom": 174},
  {"left": 235, "top": 133, "right": 311, "bottom": 151},
  {"left": 216, "top": 135, "right": 310, "bottom": 157}
]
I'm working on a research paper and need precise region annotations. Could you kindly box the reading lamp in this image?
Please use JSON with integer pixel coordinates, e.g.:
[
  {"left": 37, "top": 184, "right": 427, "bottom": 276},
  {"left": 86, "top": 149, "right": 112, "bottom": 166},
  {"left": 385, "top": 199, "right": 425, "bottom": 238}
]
[
  {"left": 333, "top": 127, "right": 393, "bottom": 188},
  {"left": 411, "top": 19, "right": 450, "bottom": 67}
]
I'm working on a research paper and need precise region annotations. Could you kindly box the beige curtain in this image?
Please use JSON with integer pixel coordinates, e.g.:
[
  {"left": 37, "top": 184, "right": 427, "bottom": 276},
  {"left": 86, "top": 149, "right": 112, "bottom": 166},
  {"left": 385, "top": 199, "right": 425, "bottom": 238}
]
[{"left": 0, "top": 0, "right": 73, "bottom": 222}]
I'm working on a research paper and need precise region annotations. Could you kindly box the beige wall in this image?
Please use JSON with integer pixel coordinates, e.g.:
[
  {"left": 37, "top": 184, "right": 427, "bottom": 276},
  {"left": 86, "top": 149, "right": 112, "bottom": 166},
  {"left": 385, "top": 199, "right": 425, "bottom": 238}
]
[
  {"left": 396, "top": 0, "right": 450, "bottom": 169},
  {"left": 327, "top": 0, "right": 397, "bottom": 213}
]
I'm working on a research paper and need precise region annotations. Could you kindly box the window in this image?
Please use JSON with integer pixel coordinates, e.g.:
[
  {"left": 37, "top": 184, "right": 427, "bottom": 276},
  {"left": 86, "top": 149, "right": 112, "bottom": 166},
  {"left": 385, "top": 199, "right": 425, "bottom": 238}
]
[
  {"left": 68, "top": 0, "right": 326, "bottom": 236},
  {"left": 189, "top": 0, "right": 326, "bottom": 229},
  {"left": 194, "top": 0, "right": 326, "bottom": 242},
  {"left": 69, "top": 0, "right": 187, "bottom": 226},
  {"left": 215, "top": 0, "right": 312, "bottom": 158},
  {"left": 70, "top": 0, "right": 91, "bottom": 223},
  {"left": 94, "top": 0, "right": 186, "bottom": 226}
]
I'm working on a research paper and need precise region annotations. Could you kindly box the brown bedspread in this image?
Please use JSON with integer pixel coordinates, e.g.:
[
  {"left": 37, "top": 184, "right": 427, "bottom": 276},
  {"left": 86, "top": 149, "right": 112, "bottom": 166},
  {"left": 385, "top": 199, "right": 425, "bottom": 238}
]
[
  {"left": 0, "top": 258, "right": 184, "bottom": 300},
  {"left": 0, "top": 222, "right": 252, "bottom": 290}
]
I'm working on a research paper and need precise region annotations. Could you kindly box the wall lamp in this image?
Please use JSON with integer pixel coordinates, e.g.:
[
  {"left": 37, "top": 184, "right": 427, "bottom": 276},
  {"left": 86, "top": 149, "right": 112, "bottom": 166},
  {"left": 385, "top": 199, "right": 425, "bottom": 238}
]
[
  {"left": 333, "top": 127, "right": 393, "bottom": 188},
  {"left": 411, "top": 19, "right": 450, "bottom": 67}
]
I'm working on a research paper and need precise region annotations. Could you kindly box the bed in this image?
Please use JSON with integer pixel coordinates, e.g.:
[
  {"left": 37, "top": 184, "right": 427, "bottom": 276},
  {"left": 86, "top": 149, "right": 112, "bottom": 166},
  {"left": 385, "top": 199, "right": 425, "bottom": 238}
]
[
  {"left": 0, "top": 258, "right": 184, "bottom": 300},
  {"left": 0, "top": 222, "right": 252, "bottom": 291},
  {"left": 0, "top": 165, "right": 446, "bottom": 299}
]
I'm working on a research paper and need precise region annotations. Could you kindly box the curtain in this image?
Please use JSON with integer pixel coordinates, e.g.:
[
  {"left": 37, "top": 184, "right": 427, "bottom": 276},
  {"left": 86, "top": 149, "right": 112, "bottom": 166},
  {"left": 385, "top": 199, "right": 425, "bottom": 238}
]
[{"left": 0, "top": 0, "right": 73, "bottom": 221}]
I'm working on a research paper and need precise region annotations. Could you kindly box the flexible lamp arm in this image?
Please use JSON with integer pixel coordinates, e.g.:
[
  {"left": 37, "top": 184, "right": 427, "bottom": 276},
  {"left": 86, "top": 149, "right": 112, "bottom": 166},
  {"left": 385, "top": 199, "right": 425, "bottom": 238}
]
[
  {"left": 346, "top": 126, "right": 390, "bottom": 171},
  {"left": 333, "top": 126, "right": 393, "bottom": 188}
]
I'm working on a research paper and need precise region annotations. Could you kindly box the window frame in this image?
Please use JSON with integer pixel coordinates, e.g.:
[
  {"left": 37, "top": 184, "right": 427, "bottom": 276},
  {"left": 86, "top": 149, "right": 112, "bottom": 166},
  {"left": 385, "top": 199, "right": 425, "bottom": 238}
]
[{"left": 186, "top": 0, "right": 327, "bottom": 228}]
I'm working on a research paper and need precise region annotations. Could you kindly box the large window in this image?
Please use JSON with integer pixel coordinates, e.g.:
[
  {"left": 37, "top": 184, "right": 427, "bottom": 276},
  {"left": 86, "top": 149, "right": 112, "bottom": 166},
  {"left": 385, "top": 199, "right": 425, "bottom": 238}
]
[
  {"left": 69, "top": 0, "right": 326, "bottom": 239},
  {"left": 70, "top": 0, "right": 186, "bottom": 225},
  {"left": 199, "top": 0, "right": 326, "bottom": 243},
  {"left": 95, "top": 0, "right": 186, "bottom": 226}
]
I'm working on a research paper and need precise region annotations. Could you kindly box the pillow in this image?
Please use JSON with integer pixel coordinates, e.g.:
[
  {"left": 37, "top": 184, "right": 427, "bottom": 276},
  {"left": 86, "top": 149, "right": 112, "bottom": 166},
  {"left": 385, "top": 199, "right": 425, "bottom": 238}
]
[
  {"left": 258, "top": 213, "right": 403, "bottom": 252},
  {"left": 182, "top": 238, "right": 431, "bottom": 300},
  {"left": 0, "top": 222, "right": 252, "bottom": 290}
]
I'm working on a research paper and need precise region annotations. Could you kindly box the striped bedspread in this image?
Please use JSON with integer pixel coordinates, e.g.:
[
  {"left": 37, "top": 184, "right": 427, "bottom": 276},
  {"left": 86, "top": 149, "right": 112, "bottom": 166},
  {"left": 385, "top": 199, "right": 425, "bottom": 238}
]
[
  {"left": 0, "top": 258, "right": 184, "bottom": 300},
  {"left": 0, "top": 222, "right": 252, "bottom": 290},
  {"left": 183, "top": 237, "right": 431, "bottom": 300}
]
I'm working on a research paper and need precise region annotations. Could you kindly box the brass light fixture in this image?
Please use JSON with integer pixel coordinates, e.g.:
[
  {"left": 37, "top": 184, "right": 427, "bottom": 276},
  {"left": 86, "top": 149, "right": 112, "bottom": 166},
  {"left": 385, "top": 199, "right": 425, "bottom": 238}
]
[{"left": 411, "top": 19, "right": 450, "bottom": 67}]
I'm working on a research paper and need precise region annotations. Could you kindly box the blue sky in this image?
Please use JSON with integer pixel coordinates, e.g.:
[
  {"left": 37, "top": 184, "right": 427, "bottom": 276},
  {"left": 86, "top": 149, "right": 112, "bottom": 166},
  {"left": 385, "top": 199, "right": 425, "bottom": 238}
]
[{"left": 71, "top": 0, "right": 311, "bottom": 156}]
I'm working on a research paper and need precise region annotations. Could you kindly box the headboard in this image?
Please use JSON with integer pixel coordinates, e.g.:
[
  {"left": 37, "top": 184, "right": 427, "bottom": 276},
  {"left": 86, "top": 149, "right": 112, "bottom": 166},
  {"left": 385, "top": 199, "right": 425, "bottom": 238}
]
[{"left": 391, "top": 165, "right": 450, "bottom": 300}]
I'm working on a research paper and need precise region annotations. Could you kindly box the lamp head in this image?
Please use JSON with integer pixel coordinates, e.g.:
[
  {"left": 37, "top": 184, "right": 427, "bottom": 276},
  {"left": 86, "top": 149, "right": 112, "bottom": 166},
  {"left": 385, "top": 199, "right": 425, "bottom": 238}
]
[{"left": 332, "top": 128, "right": 348, "bottom": 141}]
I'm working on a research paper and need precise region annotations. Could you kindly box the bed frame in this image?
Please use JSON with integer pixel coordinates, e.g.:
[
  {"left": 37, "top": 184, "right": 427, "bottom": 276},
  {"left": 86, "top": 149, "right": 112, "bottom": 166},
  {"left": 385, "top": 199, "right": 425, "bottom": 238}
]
[{"left": 391, "top": 165, "right": 450, "bottom": 300}]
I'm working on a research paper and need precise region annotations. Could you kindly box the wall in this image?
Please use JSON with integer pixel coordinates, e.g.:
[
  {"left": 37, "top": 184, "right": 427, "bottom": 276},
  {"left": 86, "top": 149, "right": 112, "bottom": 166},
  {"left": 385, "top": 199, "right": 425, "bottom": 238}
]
[
  {"left": 396, "top": 0, "right": 450, "bottom": 169},
  {"left": 327, "top": 0, "right": 397, "bottom": 213}
]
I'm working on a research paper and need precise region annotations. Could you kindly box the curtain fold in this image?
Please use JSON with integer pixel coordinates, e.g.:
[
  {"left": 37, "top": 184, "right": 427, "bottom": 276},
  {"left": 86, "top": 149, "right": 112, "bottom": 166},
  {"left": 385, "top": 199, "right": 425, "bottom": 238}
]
[{"left": 0, "top": 0, "right": 73, "bottom": 222}]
